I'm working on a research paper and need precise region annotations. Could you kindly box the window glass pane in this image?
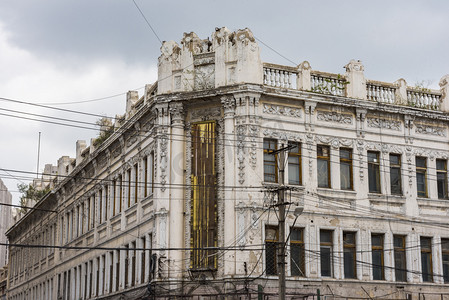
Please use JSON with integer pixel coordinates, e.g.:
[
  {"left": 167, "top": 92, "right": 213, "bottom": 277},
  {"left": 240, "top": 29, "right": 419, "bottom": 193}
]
[
  {"left": 416, "top": 157, "right": 426, "bottom": 168},
  {"left": 264, "top": 139, "right": 277, "bottom": 183},
  {"left": 437, "top": 159, "right": 448, "bottom": 199},
  {"left": 420, "top": 237, "right": 433, "bottom": 282},
  {"left": 390, "top": 154, "right": 402, "bottom": 195},
  {"left": 394, "top": 235, "right": 407, "bottom": 282},
  {"left": 416, "top": 173, "right": 426, "bottom": 198},
  {"left": 317, "top": 159, "right": 329, "bottom": 188},
  {"left": 343, "top": 232, "right": 356, "bottom": 279},
  {"left": 372, "top": 234, "right": 384, "bottom": 280},
  {"left": 340, "top": 148, "right": 353, "bottom": 190},
  {"left": 442, "top": 239, "right": 449, "bottom": 283},
  {"left": 320, "top": 230, "right": 333, "bottom": 277},
  {"left": 290, "top": 228, "right": 304, "bottom": 277},
  {"left": 265, "top": 226, "right": 278, "bottom": 276},
  {"left": 368, "top": 151, "right": 380, "bottom": 193},
  {"left": 288, "top": 144, "right": 301, "bottom": 185}
]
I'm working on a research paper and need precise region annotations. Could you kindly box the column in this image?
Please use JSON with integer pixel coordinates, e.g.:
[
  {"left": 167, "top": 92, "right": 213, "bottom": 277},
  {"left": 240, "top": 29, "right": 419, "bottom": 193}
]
[
  {"left": 92, "top": 258, "right": 98, "bottom": 296},
  {"left": 119, "top": 248, "right": 126, "bottom": 289},
  {"left": 99, "top": 255, "right": 104, "bottom": 296},
  {"left": 221, "top": 96, "right": 236, "bottom": 275},
  {"left": 80, "top": 263, "right": 86, "bottom": 300},
  {"left": 128, "top": 243, "right": 133, "bottom": 287},
  {"left": 86, "top": 261, "right": 91, "bottom": 299},
  {"left": 136, "top": 238, "right": 143, "bottom": 284},
  {"left": 71, "top": 268, "right": 76, "bottom": 300},
  {"left": 168, "top": 103, "right": 185, "bottom": 277},
  {"left": 144, "top": 234, "right": 151, "bottom": 282}
]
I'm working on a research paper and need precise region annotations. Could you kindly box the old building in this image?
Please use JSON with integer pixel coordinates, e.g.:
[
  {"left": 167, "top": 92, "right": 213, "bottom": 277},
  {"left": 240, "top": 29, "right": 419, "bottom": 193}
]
[
  {"left": 0, "top": 179, "right": 12, "bottom": 269},
  {"left": 6, "top": 27, "right": 449, "bottom": 299}
]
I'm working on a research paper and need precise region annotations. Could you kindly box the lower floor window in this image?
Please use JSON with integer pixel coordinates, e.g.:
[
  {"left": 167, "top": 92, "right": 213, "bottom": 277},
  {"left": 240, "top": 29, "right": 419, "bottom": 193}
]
[
  {"left": 265, "top": 226, "right": 278, "bottom": 276},
  {"left": 290, "top": 228, "right": 305, "bottom": 276},
  {"left": 343, "top": 232, "right": 357, "bottom": 279},
  {"left": 320, "top": 230, "right": 333, "bottom": 277}
]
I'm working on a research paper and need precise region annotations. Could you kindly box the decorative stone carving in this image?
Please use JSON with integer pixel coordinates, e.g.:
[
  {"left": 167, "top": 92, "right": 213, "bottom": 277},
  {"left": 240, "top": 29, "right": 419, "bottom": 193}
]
[
  {"left": 169, "top": 103, "right": 184, "bottom": 125},
  {"left": 262, "top": 104, "right": 301, "bottom": 118},
  {"left": 356, "top": 139, "right": 365, "bottom": 181},
  {"left": 236, "top": 125, "right": 246, "bottom": 184},
  {"left": 159, "top": 132, "right": 168, "bottom": 192},
  {"left": 262, "top": 129, "right": 302, "bottom": 143},
  {"left": 191, "top": 107, "right": 221, "bottom": 121},
  {"left": 248, "top": 125, "right": 259, "bottom": 169},
  {"left": 317, "top": 110, "right": 353, "bottom": 124},
  {"left": 237, "top": 206, "right": 246, "bottom": 246},
  {"left": 306, "top": 133, "right": 314, "bottom": 176},
  {"left": 316, "top": 135, "right": 353, "bottom": 149},
  {"left": 366, "top": 117, "right": 401, "bottom": 131},
  {"left": 221, "top": 95, "right": 236, "bottom": 117},
  {"left": 415, "top": 124, "right": 446, "bottom": 137}
]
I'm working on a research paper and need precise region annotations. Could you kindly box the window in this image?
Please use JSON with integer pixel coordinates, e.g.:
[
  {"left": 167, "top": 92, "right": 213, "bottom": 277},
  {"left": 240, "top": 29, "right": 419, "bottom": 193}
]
[
  {"left": 112, "top": 179, "right": 117, "bottom": 216},
  {"left": 368, "top": 151, "right": 381, "bottom": 193},
  {"left": 99, "top": 189, "right": 103, "bottom": 224},
  {"left": 420, "top": 237, "right": 433, "bottom": 282},
  {"left": 290, "top": 228, "right": 305, "bottom": 276},
  {"left": 390, "top": 154, "right": 402, "bottom": 195},
  {"left": 320, "top": 230, "right": 333, "bottom": 277},
  {"left": 265, "top": 226, "right": 278, "bottom": 276},
  {"left": 371, "top": 234, "right": 384, "bottom": 280},
  {"left": 134, "top": 163, "right": 138, "bottom": 204},
  {"left": 104, "top": 185, "right": 108, "bottom": 221},
  {"left": 343, "top": 232, "right": 357, "bottom": 279},
  {"left": 317, "top": 145, "right": 330, "bottom": 188},
  {"left": 442, "top": 239, "right": 449, "bottom": 283},
  {"left": 437, "top": 159, "right": 448, "bottom": 199},
  {"left": 288, "top": 142, "right": 301, "bottom": 185},
  {"left": 416, "top": 157, "right": 427, "bottom": 198},
  {"left": 394, "top": 235, "right": 407, "bottom": 282},
  {"left": 264, "top": 139, "right": 277, "bottom": 183},
  {"left": 119, "top": 175, "right": 123, "bottom": 213},
  {"left": 127, "top": 169, "right": 132, "bottom": 207},
  {"left": 340, "top": 148, "right": 353, "bottom": 190}
]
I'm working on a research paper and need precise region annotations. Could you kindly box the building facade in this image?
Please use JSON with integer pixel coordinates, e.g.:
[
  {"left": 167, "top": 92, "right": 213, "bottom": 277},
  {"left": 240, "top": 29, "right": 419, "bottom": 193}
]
[
  {"left": 0, "top": 179, "right": 12, "bottom": 269},
  {"left": 6, "top": 27, "right": 449, "bottom": 299}
]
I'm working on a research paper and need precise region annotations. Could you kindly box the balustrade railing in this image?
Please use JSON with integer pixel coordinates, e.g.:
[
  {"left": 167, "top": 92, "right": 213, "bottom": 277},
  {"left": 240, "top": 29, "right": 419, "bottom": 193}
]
[
  {"left": 262, "top": 62, "right": 444, "bottom": 111},
  {"left": 263, "top": 64, "right": 297, "bottom": 89},
  {"left": 407, "top": 90, "right": 441, "bottom": 110},
  {"left": 366, "top": 82, "right": 396, "bottom": 104},
  {"left": 310, "top": 72, "right": 346, "bottom": 96}
]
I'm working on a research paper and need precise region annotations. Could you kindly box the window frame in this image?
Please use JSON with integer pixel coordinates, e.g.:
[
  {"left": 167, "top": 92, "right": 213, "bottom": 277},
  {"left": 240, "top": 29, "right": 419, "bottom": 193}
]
[
  {"left": 317, "top": 145, "right": 331, "bottom": 188},
  {"left": 290, "top": 227, "right": 305, "bottom": 277},
  {"left": 368, "top": 151, "right": 381, "bottom": 193},
  {"left": 340, "top": 148, "right": 353, "bottom": 190},
  {"left": 343, "top": 231, "right": 357, "bottom": 279},
  {"left": 420, "top": 236, "right": 433, "bottom": 282},
  {"left": 265, "top": 225, "right": 279, "bottom": 276},
  {"left": 389, "top": 154, "right": 402, "bottom": 195},
  {"left": 442, "top": 238, "right": 449, "bottom": 283},
  {"left": 393, "top": 235, "right": 407, "bottom": 282},
  {"left": 371, "top": 233, "right": 385, "bottom": 280},
  {"left": 320, "top": 229, "right": 333, "bottom": 277},
  {"left": 288, "top": 142, "right": 302, "bottom": 185},
  {"left": 416, "top": 156, "right": 428, "bottom": 198},
  {"left": 263, "top": 139, "right": 278, "bottom": 183},
  {"left": 437, "top": 159, "right": 448, "bottom": 199}
]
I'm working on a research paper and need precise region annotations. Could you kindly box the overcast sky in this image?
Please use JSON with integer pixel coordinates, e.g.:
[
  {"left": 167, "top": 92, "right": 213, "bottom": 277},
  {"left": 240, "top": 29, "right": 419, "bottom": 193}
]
[{"left": 1, "top": 0, "right": 448, "bottom": 205}]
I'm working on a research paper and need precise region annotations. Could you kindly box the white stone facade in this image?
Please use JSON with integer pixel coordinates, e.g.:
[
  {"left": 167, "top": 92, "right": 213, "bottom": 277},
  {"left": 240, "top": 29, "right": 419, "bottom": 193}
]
[{"left": 6, "top": 27, "right": 449, "bottom": 299}]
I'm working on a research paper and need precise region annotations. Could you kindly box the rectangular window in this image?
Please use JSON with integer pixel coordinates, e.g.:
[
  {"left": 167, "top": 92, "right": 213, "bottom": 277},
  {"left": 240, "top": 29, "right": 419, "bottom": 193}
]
[
  {"left": 442, "top": 238, "right": 449, "bottom": 283},
  {"left": 371, "top": 234, "right": 384, "bottom": 280},
  {"left": 143, "top": 156, "right": 148, "bottom": 198},
  {"left": 112, "top": 179, "right": 117, "bottom": 216},
  {"left": 265, "top": 226, "right": 278, "bottom": 276},
  {"left": 340, "top": 148, "right": 353, "bottom": 190},
  {"left": 368, "top": 151, "right": 381, "bottom": 193},
  {"left": 390, "top": 154, "right": 402, "bottom": 195},
  {"left": 394, "top": 235, "right": 407, "bottom": 282},
  {"left": 437, "top": 159, "right": 448, "bottom": 199},
  {"left": 288, "top": 142, "right": 301, "bottom": 185},
  {"left": 104, "top": 185, "right": 108, "bottom": 221},
  {"left": 127, "top": 169, "right": 132, "bottom": 207},
  {"left": 320, "top": 230, "right": 333, "bottom": 277},
  {"left": 343, "top": 232, "right": 357, "bottom": 279},
  {"left": 416, "top": 157, "right": 427, "bottom": 198},
  {"left": 421, "top": 237, "right": 433, "bottom": 282},
  {"left": 150, "top": 152, "right": 154, "bottom": 194},
  {"left": 99, "top": 189, "right": 103, "bottom": 224},
  {"left": 190, "top": 122, "right": 217, "bottom": 270},
  {"left": 317, "top": 145, "right": 330, "bottom": 188},
  {"left": 134, "top": 163, "right": 138, "bottom": 204},
  {"left": 119, "top": 175, "right": 123, "bottom": 213},
  {"left": 290, "top": 227, "right": 305, "bottom": 276},
  {"left": 264, "top": 139, "right": 277, "bottom": 183}
]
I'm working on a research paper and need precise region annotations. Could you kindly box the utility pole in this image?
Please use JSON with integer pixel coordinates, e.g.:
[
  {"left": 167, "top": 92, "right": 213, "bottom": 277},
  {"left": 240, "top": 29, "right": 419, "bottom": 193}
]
[{"left": 268, "top": 143, "right": 292, "bottom": 300}]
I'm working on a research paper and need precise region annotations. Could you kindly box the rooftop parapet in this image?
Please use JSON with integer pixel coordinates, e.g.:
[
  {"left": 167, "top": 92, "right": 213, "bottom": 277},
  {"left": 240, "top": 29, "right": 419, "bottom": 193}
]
[
  {"left": 157, "top": 27, "right": 263, "bottom": 94},
  {"left": 264, "top": 60, "right": 448, "bottom": 112}
]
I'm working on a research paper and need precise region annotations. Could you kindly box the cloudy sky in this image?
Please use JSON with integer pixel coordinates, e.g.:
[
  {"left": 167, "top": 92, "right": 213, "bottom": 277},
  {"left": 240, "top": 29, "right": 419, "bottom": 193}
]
[{"left": 1, "top": 0, "right": 448, "bottom": 205}]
